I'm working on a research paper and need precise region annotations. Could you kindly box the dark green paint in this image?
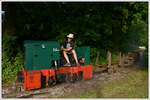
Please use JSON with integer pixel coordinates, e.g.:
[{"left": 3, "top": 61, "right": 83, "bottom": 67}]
[
  {"left": 75, "top": 46, "right": 90, "bottom": 65},
  {"left": 24, "top": 40, "right": 60, "bottom": 70}
]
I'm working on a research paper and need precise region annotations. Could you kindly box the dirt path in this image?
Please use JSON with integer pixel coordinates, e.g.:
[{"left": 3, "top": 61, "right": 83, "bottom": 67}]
[{"left": 2, "top": 50, "right": 145, "bottom": 98}]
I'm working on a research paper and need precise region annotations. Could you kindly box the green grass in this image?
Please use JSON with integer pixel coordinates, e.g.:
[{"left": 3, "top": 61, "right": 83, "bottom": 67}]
[
  {"left": 101, "top": 70, "right": 148, "bottom": 98},
  {"left": 60, "top": 69, "right": 148, "bottom": 98}
]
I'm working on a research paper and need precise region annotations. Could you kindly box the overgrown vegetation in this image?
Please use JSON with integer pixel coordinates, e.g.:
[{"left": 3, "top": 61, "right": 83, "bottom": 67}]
[{"left": 2, "top": 35, "right": 24, "bottom": 83}]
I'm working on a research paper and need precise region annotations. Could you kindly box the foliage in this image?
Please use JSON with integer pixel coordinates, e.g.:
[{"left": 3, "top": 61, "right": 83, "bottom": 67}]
[
  {"left": 15, "top": 2, "right": 148, "bottom": 53},
  {"left": 2, "top": 35, "right": 24, "bottom": 83}
]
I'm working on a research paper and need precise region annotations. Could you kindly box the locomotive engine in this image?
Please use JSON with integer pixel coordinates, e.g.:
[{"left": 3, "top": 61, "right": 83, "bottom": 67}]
[{"left": 20, "top": 40, "right": 93, "bottom": 90}]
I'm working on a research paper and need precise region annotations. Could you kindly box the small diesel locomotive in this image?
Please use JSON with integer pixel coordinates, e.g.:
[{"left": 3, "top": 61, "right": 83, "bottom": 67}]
[{"left": 21, "top": 40, "right": 93, "bottom": 90}]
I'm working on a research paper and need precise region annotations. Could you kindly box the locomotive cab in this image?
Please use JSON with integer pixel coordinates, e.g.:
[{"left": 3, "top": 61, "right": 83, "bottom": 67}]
[{"left": 60, "top": 46, "right": 90, "bottom": 66}]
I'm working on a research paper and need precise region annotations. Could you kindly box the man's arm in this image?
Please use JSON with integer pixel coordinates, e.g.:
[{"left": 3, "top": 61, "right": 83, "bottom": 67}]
[
  {"left": 63, "top": 47, "right": 72, "bottom": 51},
  {"left": 61, "top": 46, "right": 72, "bottom": 51},
  {"left": 61, "top": 42, "right": 73, "bottom": 51}
]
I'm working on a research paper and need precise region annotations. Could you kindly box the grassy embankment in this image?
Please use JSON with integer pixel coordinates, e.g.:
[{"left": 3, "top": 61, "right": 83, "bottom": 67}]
[{"left": 61, "top": 68, "right": 148, "bottom": 98}]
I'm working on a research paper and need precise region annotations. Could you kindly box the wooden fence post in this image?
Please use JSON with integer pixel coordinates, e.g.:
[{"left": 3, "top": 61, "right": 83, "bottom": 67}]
[
  {"left": 107, "top": 50, "right": 111, "bottom": 68},
  {"left": 122, "top": 54, "right": 125, "bottom": 66},
  {"left": 119, "top": 52, "right": 122, "bottom": 66},
  {"left": 107, "top": 50, "right": 113, "bottom": 74},
  {"left": 95, "top": 51, "right": 100, "bottom": 66}
]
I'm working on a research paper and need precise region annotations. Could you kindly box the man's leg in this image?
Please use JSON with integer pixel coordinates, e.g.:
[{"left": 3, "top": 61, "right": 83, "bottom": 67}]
[
  {"left": 72, "top": 49, "right": 79, "bottom": 65},
  {"left": 63, "top": 51, "right": 70, "bottom": 64}
]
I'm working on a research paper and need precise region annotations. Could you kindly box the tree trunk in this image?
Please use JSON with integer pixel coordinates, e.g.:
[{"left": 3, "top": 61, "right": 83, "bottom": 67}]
[
  {"left": 119, "top": 52, "right": 122, "bottom": 66},
  {"left": 95, "top": 51, "right": 100, "bottom": 65},
  {"left": 2, "top": 2, "right": 16, "bottom": 35},
  {"left": 122, "top": 54, "right": 125, "bottom": 65},
  {"left": 107, "top": 50, "right": 111, "bottom": 68}
]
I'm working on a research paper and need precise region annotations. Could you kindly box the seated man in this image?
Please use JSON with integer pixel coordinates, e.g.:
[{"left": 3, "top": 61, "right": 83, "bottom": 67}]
[{"left": 61, "top": 33, "right": 80, "bottom": 66}]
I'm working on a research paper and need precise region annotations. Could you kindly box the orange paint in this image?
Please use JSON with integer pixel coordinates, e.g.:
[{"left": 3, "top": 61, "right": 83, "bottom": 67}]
[{"left": 22, "top": 65, "right": 93, "bottom": 90}]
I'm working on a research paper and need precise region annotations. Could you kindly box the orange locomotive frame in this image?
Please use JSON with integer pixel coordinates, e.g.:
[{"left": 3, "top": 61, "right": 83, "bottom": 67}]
[{"left": 22, "top": 65, "right": 93, "bottom": 90}]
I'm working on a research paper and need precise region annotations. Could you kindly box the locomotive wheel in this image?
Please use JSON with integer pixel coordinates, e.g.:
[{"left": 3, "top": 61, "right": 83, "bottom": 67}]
[
  {"left": 66, "top": 73, "right": 71, "bottom": 83},
  {"left": 56, "top": 74, "right": 66, "bottom": 83},
  {"left": 78, "top": 71, "right": 83, "bottom": 81},
  {"left": 72, "top": 73, "right": 78, "bottom": 83},
  {"left": 41, "top": 75, "right": 46, "bottom": 88},
  {"left": 48, "top": 77, "right": 55, "bottom": 87}
]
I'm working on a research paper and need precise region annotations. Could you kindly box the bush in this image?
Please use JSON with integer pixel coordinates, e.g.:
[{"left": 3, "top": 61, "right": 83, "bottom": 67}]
[{"left": 2, "top": 35, "right": 24, "bottom": 83}]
